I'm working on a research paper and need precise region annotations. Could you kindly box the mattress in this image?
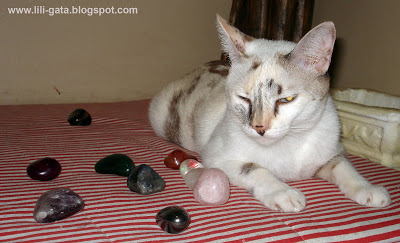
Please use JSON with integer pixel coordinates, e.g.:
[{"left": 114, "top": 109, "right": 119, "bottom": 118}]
[{"left": 1, "top": 100, "right": 399, "bottom": 242}]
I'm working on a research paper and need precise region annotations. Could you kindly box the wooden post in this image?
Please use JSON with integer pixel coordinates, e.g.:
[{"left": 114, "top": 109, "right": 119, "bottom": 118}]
[
  {"left": 229, "top": 0, "right": 314, "bottom": 41},
  {"left": 221, "top": 0, "right": 314, "bottom": 61}
]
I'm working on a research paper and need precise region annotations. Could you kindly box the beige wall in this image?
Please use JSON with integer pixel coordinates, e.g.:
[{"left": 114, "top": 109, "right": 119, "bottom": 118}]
[
  {"left": 313, "top": 0, "right": 400, "bottom": 96},
  {"left": 0, "top": 0, "right": 230, "bottom": 104},
  {"left": 2, "top": 1, "right": 399, "bottom": 105}
]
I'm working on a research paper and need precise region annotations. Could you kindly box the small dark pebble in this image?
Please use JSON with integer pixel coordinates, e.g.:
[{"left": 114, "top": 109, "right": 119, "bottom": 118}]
[
  {"left": 95, "top": 153, "right": 135, "bottom": 177},
  {"left": 127, "top": 164, "right": 165, "bottom": 195},
  {"left": 27, "top": 157, "right": 61, "bottom": 181},
  {"left": 33, "top": 188, "right": 84, "bottom": 223},
  {"left": 68, "top": 108, "right": 91, "bottom": 126},
  {"left": 156, "top": 206, "right": 191, "bottom": 234}
]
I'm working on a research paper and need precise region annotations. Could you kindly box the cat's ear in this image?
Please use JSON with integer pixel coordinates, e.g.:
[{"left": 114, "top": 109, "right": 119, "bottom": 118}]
[
  {"left": 216, "top": 14, "right": 254, "bottom": 63},
  {"left": 288, "top": 22, "right": 336, "bottom": 75}
]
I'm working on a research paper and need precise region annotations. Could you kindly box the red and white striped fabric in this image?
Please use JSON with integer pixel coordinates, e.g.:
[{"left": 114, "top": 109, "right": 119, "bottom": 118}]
[{"left": 0, "top": 100, "right": 399, "bottom": 242}]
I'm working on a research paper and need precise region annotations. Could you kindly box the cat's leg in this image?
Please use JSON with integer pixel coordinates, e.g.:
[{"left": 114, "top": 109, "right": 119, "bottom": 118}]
[
  {"left": 217, "top": 161, "right": 306, "bottom": 212},
  {"left": 316, "top": 154, "right": 391, "bottom": 207}
]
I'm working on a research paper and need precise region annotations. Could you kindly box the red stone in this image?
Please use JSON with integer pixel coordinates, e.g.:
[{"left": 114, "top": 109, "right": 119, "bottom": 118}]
[{"left": 164, "top": 150, "right": 198, "bottom": 169}]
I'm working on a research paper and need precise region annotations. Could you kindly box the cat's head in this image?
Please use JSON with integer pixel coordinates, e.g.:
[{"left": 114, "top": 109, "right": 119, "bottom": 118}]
[{"left": 216, "top": 15, "right": 336, "bottom": 144}]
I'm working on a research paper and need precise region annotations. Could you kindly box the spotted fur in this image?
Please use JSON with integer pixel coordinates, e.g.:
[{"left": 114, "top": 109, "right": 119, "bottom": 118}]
[
  {"left": 241, "top": 163, "right": 259, "bottom": 175},
  {"left": 149, "top": 15, "right": 391, "bottom": 212}
]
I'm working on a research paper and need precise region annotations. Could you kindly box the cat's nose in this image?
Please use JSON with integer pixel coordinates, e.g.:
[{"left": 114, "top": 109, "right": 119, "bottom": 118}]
[{"left": 253, "top": 125, "right": 266, "bottom": 136}]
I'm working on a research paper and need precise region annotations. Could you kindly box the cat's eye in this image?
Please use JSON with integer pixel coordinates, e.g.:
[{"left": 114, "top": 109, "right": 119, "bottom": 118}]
[
  {"left": 238, "top": 95, "right": 251, "bottom": 104},
  {"left": 278, "top": 96, "right": 295, "bottom": 103}
]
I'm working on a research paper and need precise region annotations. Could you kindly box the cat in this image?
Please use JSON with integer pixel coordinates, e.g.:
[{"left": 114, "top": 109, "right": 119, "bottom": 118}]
[{"left": 149, "top": 14, "right": 391, "bottom": 212}]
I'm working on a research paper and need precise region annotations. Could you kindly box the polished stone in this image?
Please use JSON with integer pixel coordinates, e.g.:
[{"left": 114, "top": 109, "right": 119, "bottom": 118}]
[
  {"left": 27, "top": 157, "right": 61, "bottom": 181},
  {"left": 127, "top": 164, "right": 165, "bottom": 195},
  {"left": 164, "top": 150, "right": 198, "bottom": 169},
  {"left": 95, "top": 153, "right": 135, "bottom": 177},
  {"left": 193, "top": 168, "right": 230, "bottom": 206},
  {"left": 68, "top": 108, "right": 91, "bottom": 126},
  {"left": 33, "top": 188, "right": 84, "bottom": 223},
  {"left": 155, "top": 206, "right": 191, "bottom": 234},
  {"left": 184, "top": 168, "right": 205, "bottom": 190},
  {"left": 180, "top": 159, "right": 204, "bottom": 178}
]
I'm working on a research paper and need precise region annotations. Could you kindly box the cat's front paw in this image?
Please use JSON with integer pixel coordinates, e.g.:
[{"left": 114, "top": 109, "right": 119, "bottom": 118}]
[
  {"left": 351, "top": 185, "right": 391, "bottom": 207},
  {"left": 263, "top": 188, "right": 306, "bottom": 212}
]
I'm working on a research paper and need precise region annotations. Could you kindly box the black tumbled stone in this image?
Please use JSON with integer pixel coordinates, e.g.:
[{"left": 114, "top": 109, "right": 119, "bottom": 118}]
[
  {"left": 33, "top": 188, "right": 84, "bottom": 223},
  {"left": 127, "top": 164, "right": 165, "bottom": 195},
  {"left": 27, "top": 157, "right": 61, "bottom": 181},
  {"left": 68, "top": 108, "right": 91, "bottom": 126},
  {"left": 155, "top": 206, "right": 191, "bottom": 234},
  {"left": 95, "top": 153, "right": 135, "bottom": 177}
]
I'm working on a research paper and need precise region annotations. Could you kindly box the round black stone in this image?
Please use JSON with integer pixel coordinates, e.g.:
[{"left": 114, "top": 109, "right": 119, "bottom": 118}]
[
  {"left": 155, "top": 206, "right": 191, "bottom": 234},
  {"left": 68, "top": 108, "right": 91, "bottom": 126}
]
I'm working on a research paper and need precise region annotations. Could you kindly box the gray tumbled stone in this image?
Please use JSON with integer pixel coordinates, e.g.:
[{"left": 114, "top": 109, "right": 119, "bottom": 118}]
[
  {"left": 127, "top": 164, "right": 166, "bottom": 195},
  {"left": 33, "top": 188, "right": 84, "bottom": 223}
]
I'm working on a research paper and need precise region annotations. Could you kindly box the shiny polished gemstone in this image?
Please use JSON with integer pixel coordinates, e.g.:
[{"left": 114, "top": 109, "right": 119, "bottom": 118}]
[
  {"left": 164, "top": 150, "right": 198, "bottom": 169},
  {"left": 68, "top": 108, "right": 91, "bottom": 126},
  {"left": 184, "top": 168, "right": 205, "bottom": 190},
  {"left": 95, "top": 153, "right": 135, "bottom": 177},
  {"left": 193, "top": 168, "right": 230, "bottom": 206},
  {"left": 33, "top": 188, "right": 84, "bottom": 223},
  {"left": 155, "top": 206, "right": 191, "bottom": 234},
  {"left": 180, "top": 159, "right": 204, "bottom": 179},
  {"left": 127, "top": 164, "right": 165, "bottom": 195},
  {"left": 27, "top": 157, "right": 61, "bottom": 181}
]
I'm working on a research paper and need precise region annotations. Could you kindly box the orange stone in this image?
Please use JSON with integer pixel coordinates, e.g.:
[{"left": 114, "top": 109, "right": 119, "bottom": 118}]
[{"left": 164, "top": 150, "right": 198, "bottom": 169}]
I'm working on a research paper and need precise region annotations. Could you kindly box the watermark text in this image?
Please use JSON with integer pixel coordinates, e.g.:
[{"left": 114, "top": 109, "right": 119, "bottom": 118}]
[{"left": 8, "top": 6, "right": 138, "bottom": 17}]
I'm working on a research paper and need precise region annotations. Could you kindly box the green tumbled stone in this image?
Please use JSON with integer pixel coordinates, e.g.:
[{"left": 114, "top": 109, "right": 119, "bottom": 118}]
[{"left": 95, "top": 154, "right": 135, "bottom": 177}]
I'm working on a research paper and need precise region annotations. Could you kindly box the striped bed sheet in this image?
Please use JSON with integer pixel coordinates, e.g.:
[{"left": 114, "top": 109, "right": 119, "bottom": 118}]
[{"left": 0, "top": 100, "right": 399, "bottom": 242}]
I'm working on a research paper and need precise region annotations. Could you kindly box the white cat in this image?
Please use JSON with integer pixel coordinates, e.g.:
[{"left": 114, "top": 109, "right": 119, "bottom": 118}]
[{"left": 149, "top": 15, "right": 391, "bottom": 212}]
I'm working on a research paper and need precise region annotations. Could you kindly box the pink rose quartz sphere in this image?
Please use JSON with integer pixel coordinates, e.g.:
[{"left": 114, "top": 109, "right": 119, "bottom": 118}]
[{"left": 193, "top": 168, "right": 230, "bottom": 206}]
